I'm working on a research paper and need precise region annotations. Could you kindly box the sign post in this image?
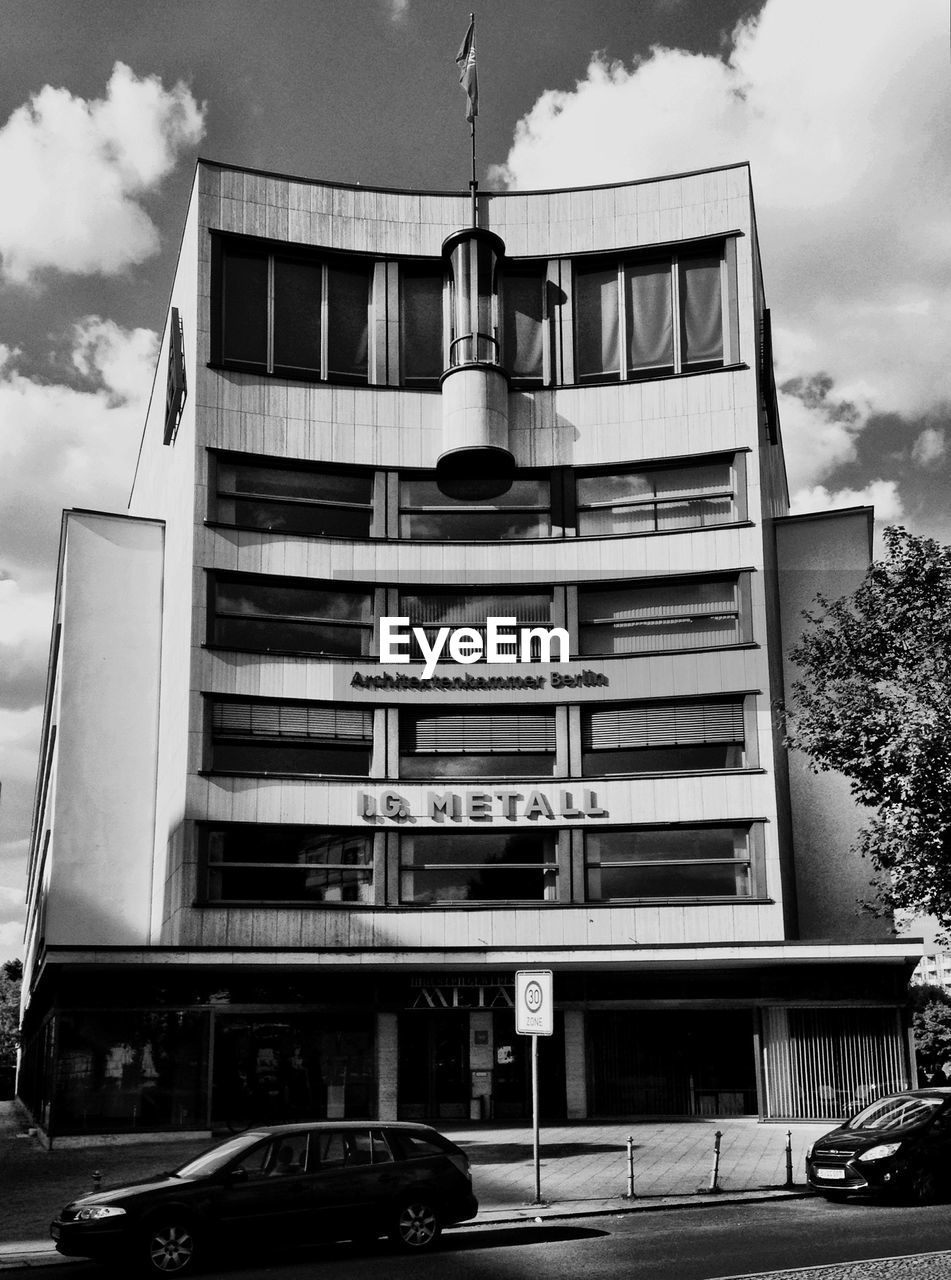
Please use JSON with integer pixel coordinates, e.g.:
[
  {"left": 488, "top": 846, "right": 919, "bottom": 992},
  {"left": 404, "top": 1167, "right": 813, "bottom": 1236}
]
[{"left": 515, "top": 969, "right": 553, "bottom": 1204}]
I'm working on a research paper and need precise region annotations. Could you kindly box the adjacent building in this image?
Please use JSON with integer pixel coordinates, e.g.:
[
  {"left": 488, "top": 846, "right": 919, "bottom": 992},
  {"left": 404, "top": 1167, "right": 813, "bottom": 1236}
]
[{"left": 18, "top": 160, "right": 921, "bottom": 1143}]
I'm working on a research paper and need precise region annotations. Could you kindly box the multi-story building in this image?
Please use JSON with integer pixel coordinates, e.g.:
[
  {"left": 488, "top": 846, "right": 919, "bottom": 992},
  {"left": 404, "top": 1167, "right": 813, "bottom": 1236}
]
[{"left": 18, "top": 160, "right": 921, "bottom": 1143}]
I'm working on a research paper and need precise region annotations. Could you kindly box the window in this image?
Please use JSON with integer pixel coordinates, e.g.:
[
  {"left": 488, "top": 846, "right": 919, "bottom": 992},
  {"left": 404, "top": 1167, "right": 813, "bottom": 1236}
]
[
  {"left": 575, "top": 456, "right": 743, "bottom": 536},
  {"left": 209, "top": 574, "right": 375, "bottom": 657},
  {"left": 399, "top": 475, "right": 552, "bottom": 539},
  {"left": 400, "top": 831, "right": 557, "bottom": 904},
  {"left": 400, "top": 709, "right": 556, "bottom": 778},
  {"left": 582, "top": 699, "right": 745, "bottom": 776},
  {"left": 215, "top": 239, "right": 370, "bottom": 383},
  {"left": 502, "top": 265, "right": 546, "bottom": 382},
  {"left": 396, "top": 589, "right": 555, "bottom": 662},
  {"left": 208, "top": 699, "right": 373, "bottom": 776},
  {"left": 400, "top": 264, "right": 445, "bottom": 386},
  {"left": 211, "top": 457, "right": 377, "bottom": 538},
  {"left": 203, "top": 826, "right": 374, "bottom": 903},
  {"left": 585, "top": 825, "right": 759, "bottom": 901},
  {"left": 574, "top": 243, "right": 734, "bottom": 384},
  {"left": 577, "top": 574, "right": 750, "bottom": 656}
]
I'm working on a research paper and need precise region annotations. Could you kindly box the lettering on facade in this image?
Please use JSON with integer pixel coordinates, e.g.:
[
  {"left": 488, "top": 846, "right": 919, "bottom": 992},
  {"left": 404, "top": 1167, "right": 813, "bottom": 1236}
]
[
  {"left": 350, "top": 668, "right": 609, "bottom": 692},
  {"left": 359, "top": 788, "right": 608, "bottom": 823},
  {"left": 408, "top": 985, "right": 516, "bottom": 1010}
]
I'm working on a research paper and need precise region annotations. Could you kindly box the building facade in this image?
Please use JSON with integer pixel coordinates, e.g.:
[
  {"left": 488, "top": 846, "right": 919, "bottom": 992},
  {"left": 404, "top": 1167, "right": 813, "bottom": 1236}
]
[{"left": 18, "top": 161, "right": 920, "bottom": 1142}]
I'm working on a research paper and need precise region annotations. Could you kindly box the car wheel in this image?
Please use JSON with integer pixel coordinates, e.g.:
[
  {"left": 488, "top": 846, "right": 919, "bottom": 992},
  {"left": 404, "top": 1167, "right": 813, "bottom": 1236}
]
[
  {"left": 391, "top": 1200, "right": 442, "bottom": 1251},
  {"left": 143, "top": 1218, "right": 199, "bottom": 1275}
]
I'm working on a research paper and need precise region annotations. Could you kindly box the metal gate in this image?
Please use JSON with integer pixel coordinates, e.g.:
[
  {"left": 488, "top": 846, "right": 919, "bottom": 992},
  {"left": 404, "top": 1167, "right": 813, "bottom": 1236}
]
[{"left": 762, "top": 1007, "right": 908, "bottom": 1120}]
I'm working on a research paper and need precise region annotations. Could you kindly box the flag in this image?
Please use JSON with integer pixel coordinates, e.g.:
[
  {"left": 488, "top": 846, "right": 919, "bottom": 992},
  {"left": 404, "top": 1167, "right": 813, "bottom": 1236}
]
[{"left": 455, "top": 16, "right": 478, "bottom": 122}]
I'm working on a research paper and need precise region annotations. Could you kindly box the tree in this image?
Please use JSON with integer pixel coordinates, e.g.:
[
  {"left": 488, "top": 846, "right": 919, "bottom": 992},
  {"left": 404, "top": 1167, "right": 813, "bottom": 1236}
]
[
  {"left": 911, "top": 984, "right": 951, "bottom": 1085},
  {"left": 784, "top": 526, "right": 951, "bottom": 931},
  {"left": 0, "top": 959, "right": 22, "bottom": 1070}
]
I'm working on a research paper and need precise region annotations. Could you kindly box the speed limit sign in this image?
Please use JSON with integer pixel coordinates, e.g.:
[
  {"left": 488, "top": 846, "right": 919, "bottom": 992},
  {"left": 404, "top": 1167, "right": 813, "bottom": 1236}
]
[{"left": 515, "top": 970, "right": 553, "bottom": 1036}]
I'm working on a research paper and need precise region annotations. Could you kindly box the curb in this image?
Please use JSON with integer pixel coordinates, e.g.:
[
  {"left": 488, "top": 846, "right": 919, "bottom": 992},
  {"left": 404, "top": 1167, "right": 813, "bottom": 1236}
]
[{"left": 0, "top": 1190, "right": 810, "bottom": 1270}]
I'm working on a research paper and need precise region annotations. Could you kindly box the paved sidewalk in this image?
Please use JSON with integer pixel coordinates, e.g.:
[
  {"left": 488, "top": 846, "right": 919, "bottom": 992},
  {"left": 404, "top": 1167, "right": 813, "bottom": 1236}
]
[{"left": 0, "top": 1101, "right": 830, "bottom": 1269}]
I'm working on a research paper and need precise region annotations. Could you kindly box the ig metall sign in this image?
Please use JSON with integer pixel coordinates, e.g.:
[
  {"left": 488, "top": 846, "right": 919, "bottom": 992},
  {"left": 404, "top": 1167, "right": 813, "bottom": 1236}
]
[{"left": 515, "top": 970, "right": 554, "bottom": 1036}]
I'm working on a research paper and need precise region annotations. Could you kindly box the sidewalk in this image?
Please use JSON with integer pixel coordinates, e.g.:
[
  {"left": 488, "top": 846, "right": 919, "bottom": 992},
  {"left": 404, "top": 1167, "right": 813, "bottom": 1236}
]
[{"left": 0, "top": 1101, "right": 830, "bottom": 1269}]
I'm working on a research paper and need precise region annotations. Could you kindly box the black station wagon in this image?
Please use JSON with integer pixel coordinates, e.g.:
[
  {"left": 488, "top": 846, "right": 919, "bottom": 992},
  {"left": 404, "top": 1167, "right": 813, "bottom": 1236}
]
[{"left": 51, "top": 1121, "right": 478, "bottom": 1274}]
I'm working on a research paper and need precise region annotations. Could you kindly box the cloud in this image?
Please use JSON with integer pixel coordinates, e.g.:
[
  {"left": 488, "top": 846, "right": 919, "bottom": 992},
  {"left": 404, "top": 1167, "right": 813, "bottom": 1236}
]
[
  {"left": 491, "top": 0, "right": 951, "bottom": 499},
  {"left": 0, "top": 318, "right": 158, "bottom": 574},
  {"left": 0, "top": 61, "right": 205, "bottom": 284},
  {"left": 383, "top": 0, "right": 410, "bottom": 23},
  {"left": 911, "top": 427, "right": 946, "bottom": 468},
  {"left": 790, "top": 479, "right": 904, "bottom": 524}
]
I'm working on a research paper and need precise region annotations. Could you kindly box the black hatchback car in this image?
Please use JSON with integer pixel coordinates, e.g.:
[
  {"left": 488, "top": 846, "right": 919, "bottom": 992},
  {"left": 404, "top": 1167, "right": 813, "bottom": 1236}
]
[
  {"left": 51, "top": 1121, "right": 478, "bottom": 1274},
  {"left": 806, "top": 1087, "right": 951, "bottom": 1202}
]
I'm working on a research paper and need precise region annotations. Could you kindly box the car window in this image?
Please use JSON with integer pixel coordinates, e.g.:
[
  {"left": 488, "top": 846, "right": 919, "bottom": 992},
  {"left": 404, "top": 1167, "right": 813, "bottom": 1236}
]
[
  {"left": 307, "top": 1129, "right": 392, "bottom": 1170},
  {"left": 848, "top": 1095, "right": 943, "bottom": 1131},
  {"left": 391, "top": 1131, "right": 449, "bottom": 1159},
  {"left": 312, "top": 1131, "right": 349, "bottom": 1170},
  {"left": 231, "top": 1140, "right": 278, "bottom": 1180},
  {"left": 174, "top": 1132, "right": 266, "bottom": 1179},
  {"left": 268, "top": 1133, "right": 309, "bottom": 1176},
  {"left": 371, "top": 1129, "right": 394, "bottom": 1164}
]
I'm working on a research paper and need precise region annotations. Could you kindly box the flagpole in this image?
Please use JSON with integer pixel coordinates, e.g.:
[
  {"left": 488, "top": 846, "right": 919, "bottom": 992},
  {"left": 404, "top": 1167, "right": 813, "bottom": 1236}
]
[{"left": 469, "top": 12, "right": 477, "bottom": 228}]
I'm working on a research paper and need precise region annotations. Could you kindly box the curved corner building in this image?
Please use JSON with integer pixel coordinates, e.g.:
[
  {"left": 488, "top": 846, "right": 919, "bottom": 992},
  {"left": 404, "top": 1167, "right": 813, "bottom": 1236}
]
[{"left": 18, "top": 162, "right": 921, "bottom": 1141}]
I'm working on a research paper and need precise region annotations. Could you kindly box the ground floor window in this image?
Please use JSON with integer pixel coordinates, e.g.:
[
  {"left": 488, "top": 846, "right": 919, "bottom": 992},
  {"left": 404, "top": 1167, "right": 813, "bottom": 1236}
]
[
  {"left": 53, "top": 1011, "right": 206, "bottom": 1133},
  {"left": 761, "top": 1007, "right": 909, "bottom": 1120},
  {"left": 212, "top": 1014, "right": 375, "bottom": 1129}
]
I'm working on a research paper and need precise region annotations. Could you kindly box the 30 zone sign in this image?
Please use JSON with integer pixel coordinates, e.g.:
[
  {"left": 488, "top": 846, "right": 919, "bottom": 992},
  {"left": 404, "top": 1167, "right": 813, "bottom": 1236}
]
[{"left": 515, "top": 970, "right": 554, "bottom": 1036}]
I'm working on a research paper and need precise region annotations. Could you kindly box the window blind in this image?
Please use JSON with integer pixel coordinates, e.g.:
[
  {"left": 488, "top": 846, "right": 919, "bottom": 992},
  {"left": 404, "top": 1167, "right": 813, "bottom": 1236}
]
[
  {"left": 400, "top": 592, "right": 551, "bottom": 627},
  {"left": 405, "top": 712, "right": 556, "bottom": 754},
  {"left": 584, "top": 701, "right": 744, "bottom": 750},
  {"left": 213, "top": 701, "right": 373, "bottom": 741}
]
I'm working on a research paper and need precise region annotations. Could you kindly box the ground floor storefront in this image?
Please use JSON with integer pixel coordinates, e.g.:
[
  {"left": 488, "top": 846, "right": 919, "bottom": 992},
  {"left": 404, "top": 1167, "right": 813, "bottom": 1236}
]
[{"left": 17, "top": 950, "right": 918, "bottom": 1142}]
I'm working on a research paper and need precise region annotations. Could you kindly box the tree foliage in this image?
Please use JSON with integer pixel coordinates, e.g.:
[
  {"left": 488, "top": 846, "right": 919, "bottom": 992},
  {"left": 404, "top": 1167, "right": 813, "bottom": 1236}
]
[
  {"left": 0, "top": 959, "right": 22, "bottom": 1069},
  {"left": 784, "top": 526, "right": 951, "bottom": 931},
  {"left": 913, "top": 989, "right": 951, "bottom": 1085}
]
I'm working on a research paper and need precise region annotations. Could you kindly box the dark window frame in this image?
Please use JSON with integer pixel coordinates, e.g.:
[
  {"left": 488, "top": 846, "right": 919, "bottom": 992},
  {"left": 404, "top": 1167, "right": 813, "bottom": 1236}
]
[
  {"left": 200, "top": 823, "right": 376, "bottom": 905},
  {"left": 206, "top": 696, "right": 374, "bottom": 778},
  {"left": 208, "top": 452, "right": 381, "bottom": 539},
  {"left": 399, "top": 706, "right": 557, "bottom": 780},
  {"left": 574, "top": 454, "right": 747, "bottom": 538},
  {"left": 207, "top": 570, "right": 378, "bottom": 658},
  {"left": 581, "top": 696, "right": 748, "bottom": 777},
  {"left": 572, "top": 239, "right": 737, "bottom": 386},
  {"left": 211, "top": 234, "right": 371, "bottom": 385},
  {"left": 576, "top": 571, "right": 753, "bottom": 658},
  {"left": 399, "top": 829, "right": 559, "bottom": 905},
  {"left": 584, "top": 822, "right": 763, "bottom": 902}
]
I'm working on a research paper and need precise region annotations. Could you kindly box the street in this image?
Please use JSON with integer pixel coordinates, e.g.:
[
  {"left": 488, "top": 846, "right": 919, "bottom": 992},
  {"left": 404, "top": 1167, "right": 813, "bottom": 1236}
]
[{"left": 13, "top": 1198, "right": 951, "bottom": 1280}]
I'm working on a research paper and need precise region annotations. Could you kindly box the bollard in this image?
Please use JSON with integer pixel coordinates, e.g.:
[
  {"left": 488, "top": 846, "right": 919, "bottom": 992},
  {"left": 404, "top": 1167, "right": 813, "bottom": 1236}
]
[
  {"left": 92, "top": 1169, "right": 102, "bottom": 1192},
  {"left": 709, "top": 1130, "right": 722, "bottom": 1193},
  {"left": 625, "top": 1135, "right": 636, "bottom": 1198},
  {"left": 785, "top": 1129, "right": 794, "bottom": 1188}
]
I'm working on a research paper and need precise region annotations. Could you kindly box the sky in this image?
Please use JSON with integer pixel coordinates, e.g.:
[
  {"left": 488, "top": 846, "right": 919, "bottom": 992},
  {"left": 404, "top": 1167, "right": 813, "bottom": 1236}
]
[{"left": 0, "top": 0, "right": 948, "bottom": 963}]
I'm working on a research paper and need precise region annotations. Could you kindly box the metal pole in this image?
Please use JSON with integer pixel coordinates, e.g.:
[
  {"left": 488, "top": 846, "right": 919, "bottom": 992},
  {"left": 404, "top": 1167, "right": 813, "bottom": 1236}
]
[
  {"left": 532, "top": 1033, "right": 541, "bottom": 1203},
  {"left": 709, "top": 1129, "right": 722, "bottom": 1192},
  {"left": 785, "top": 1129, "right": 794, "bottom": 1188},
  {"left": 626, "top": 1135, "right": 636, "bottom": 1198},
  {"left": 469, "top": 11, "right": 477, "bottom": 228}
]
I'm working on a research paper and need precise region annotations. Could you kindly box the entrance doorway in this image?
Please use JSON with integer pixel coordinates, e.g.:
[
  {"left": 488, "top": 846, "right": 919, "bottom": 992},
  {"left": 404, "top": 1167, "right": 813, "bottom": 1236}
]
[
  {"left": 492, "top": 1010, "right": 566, "bottom": 1120},
  {"left": 588, "top": 1010, "right": 757, "bottom": 1116},
  {"left": 398, "top": 1012, "right": 469, "bottom": 1121}
]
